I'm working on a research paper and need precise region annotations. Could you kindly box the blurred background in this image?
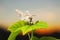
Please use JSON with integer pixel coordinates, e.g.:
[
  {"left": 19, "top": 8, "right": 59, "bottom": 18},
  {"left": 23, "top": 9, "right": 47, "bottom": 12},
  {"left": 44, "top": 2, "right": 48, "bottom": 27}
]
[{"left": 0, "top": 0, "right": 60, "bottom": 40}]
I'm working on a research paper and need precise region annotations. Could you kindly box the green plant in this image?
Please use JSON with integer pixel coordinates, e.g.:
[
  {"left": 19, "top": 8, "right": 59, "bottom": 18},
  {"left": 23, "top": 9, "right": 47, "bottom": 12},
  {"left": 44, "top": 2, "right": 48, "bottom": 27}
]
[
  {"left": 8, "top": 20, "right": 48, "bottom": 40},
  {"left": 40, "top": 36, "right": 56, "bottom": 40}
]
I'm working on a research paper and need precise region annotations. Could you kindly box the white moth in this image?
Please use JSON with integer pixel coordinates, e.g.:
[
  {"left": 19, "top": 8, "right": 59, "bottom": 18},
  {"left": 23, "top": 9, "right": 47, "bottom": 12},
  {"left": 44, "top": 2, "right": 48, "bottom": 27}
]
[{"left": 15, "top": 9, "right": 35, "bottom": 22}]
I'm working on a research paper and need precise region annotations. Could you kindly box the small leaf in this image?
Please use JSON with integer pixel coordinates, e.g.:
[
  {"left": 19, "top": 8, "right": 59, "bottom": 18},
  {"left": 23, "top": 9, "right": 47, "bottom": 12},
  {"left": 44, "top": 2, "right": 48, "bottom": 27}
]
[
  {"left": 8, "top": 30, "right": 21, "bottom": 40},
  {"left": 35, "top": 21, "right": 48, "bottom": 28},
  {"left": 8, "top": 20, "right": 26, "bottom": 32}
]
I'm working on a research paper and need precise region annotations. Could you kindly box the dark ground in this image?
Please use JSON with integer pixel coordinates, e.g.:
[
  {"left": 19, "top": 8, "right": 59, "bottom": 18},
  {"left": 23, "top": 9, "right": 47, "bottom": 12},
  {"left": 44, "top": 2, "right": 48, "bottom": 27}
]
[{"left": 0, "top": 28, "right": 60, "bottom": 40}]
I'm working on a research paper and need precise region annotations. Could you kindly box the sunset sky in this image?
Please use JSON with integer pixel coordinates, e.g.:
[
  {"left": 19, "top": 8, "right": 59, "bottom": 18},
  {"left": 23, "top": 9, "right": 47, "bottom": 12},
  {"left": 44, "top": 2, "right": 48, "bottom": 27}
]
[{"left": 0, "top": 0, "right": 60, "bottom": 27}]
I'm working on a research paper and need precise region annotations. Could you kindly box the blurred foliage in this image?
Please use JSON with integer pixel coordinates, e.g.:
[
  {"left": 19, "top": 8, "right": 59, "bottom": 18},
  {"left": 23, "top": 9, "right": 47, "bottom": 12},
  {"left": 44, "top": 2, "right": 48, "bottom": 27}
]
[
  {"left": 40, "top": 36, "right": 56, "bottom": 40},
  {"left": 33, "top": 36, "right": 57, "bottom": 40},
  {"left": 32, "top": 36, "right": 40, "bottom": 40},
  {"left": 32, "top": 36, "right": 58, "bottom": 40}
]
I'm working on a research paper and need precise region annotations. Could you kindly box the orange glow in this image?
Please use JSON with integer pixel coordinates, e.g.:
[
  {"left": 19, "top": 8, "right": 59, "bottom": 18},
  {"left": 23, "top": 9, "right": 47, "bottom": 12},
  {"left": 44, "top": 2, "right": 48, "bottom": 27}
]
[{"left": 35, "top": 27, "right": 56, "bottom": 35}]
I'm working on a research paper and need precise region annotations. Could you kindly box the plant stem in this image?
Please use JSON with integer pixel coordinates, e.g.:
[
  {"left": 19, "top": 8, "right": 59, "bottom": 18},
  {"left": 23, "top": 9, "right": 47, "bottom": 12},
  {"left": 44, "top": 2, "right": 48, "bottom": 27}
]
[
  {"left": 28, "top": 31, "right": 33, "bottom": 40},
  {"left": 30, "top": 31, "right": 33, "bottom": 40},
  {"left": 28, "top": 33, "right": 31, "bottom": 40}
]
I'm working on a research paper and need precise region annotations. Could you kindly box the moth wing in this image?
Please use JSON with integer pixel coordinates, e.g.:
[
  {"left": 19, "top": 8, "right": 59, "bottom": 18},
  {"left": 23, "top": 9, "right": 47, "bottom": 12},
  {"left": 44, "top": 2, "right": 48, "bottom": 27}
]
[{"left": 16, "top": 9, "right": 24, "bottom": 17}]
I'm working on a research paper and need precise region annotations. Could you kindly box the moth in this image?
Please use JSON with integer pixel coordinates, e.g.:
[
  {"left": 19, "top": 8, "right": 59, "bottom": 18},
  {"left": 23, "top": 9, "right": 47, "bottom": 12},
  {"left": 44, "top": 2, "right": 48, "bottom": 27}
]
[{"left": 16, "top": 9, "right": 36, "bottom": 25}]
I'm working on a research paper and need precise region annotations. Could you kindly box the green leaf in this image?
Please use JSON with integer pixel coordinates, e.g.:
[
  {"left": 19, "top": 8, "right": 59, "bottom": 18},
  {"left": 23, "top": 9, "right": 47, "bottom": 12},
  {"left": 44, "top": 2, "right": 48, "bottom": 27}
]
[
  {"left": 35, "top": 21, "right": 48, "bottom": 28},
  {"left": 8, "top": 30, "right": 21, "bottom": 40},
  {"left": 8, "top": 20, "right": 26, "bottom": 32}
]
